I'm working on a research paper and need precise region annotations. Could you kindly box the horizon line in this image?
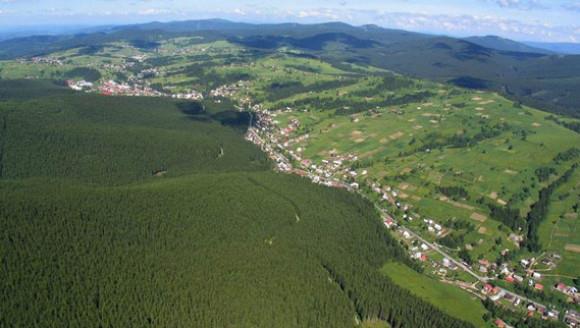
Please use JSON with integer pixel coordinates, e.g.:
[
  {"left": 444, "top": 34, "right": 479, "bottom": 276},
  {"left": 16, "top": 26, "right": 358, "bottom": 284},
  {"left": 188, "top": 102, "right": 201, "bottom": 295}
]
[{"left": 0, "top": 18, "right": 578, "bottom": 45}]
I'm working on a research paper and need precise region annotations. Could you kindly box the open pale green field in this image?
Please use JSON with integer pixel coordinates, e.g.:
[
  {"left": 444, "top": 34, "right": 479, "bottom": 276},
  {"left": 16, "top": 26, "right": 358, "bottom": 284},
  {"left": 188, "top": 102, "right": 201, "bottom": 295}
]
[
  {"left": 381, "top": 262, "right": 488, "bottom": 328},
  {"left": 360, "top": 319, "right": 391, "bottom": 328}
]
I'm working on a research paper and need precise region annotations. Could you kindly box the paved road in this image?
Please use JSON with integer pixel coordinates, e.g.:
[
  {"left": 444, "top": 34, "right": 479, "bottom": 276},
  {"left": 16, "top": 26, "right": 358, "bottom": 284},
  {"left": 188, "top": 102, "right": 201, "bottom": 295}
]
[
  {"left": 363, "top": 200, "right": 487, "bottom": 281},
  {"left": 397, "top": 220, "right": 489, "bottom": 282},
  {"left": 374, "top": 206, "right": 553, "bottom": 309}
]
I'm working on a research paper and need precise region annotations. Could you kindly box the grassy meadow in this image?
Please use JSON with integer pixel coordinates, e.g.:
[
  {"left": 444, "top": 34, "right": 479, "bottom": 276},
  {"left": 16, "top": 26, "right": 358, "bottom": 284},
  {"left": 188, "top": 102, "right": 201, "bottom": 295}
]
[
  {"left": 272, "top": 78, "right": 580, "bottom": 264},
  {"left": 381, "top": 262, "right": 489, "bottom": 328}
]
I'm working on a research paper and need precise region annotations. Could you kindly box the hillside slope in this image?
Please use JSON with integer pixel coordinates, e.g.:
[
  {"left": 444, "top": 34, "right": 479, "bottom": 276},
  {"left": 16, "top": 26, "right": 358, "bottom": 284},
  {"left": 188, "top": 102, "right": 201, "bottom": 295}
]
[
  {"left": 317, "top": 36, "right": 580, "bottom": 117},
  {"left": 464, "top": 35, "right": 553, "bottom": 54},
  {"left": 524, "top": 41, "right": 580, "bottom": 55},
  {"left": 0, "top": 81, "right": 475, "bottom": 328}
]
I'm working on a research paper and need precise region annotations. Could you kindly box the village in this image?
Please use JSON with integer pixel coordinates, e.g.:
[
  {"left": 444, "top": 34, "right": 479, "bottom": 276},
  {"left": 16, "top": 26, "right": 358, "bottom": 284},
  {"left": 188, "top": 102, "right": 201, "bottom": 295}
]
[
  {"left": 27, "top": 56, "right": 64, "bottom": 66},
  {"left": 244, "top": 105, "right": 580, "bottom": 328},
  {"left": 66, "top": 79, "right": 204, "bottom": 100},
  {"left": 17, "top": 52, "right": 202, "bottom": 100}
]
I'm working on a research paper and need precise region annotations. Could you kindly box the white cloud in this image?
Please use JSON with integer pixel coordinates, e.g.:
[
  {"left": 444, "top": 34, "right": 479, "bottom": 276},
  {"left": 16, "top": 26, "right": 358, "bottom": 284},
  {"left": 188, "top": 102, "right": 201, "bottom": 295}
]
[
  {"left": 138, "top": 8, "right": 171, "bottom": 16},
  {"left": 562, "top": 1, "right": 580, "bottom": 11},
  {"left": 297, "top": 9, "right": 340, "bottom": 20},
  {"left": 371, "top": 11, "right": 578, "bottom": 42},
  {"left": 233, "top": 8, "right": 246, "bottom": 16},
  {"left": 212, "top": 6, "right": 578, "bottom": 42},
  {"left": 485, "top": 0, "right": 546, "bottom": 10}
]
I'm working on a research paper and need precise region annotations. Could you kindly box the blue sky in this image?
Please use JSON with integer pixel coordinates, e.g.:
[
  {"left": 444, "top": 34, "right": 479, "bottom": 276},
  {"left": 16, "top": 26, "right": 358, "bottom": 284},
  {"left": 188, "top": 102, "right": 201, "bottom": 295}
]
[{"left": 0, "top": 0, "right": 579, "bottom": 42}]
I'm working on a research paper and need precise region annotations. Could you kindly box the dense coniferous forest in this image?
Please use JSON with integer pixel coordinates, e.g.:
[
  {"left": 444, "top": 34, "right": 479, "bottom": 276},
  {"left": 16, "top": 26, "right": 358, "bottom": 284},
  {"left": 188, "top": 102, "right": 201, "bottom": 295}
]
[
  {"left": 0, "top": 80, "right": 475, "bottom": 328},
  {"left": 525, "top": 164, "right": 578, "bottom": 252}
]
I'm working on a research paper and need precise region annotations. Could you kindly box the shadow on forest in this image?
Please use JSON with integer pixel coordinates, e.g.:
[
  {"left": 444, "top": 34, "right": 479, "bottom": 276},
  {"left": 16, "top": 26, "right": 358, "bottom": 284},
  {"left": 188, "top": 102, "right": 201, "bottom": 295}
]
[{"left": 177, "top": 101, "right": 251, "bottom": 132}]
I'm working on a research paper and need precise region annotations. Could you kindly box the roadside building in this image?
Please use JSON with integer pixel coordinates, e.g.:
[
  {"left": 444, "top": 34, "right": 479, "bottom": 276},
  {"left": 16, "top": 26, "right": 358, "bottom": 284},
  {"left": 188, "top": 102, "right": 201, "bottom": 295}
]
[{"left": 483, "top": 284, "right": 494, "bottom": 294}]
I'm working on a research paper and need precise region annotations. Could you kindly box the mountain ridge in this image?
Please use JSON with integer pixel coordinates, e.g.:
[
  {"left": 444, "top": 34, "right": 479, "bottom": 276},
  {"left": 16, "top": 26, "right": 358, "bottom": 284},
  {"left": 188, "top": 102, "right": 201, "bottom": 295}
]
[
  {"left": 464, "top": 35, "right": 554, "bottom": 55},
  {"left": 1, "top": 18, "right": 578, "bottom": 117}
]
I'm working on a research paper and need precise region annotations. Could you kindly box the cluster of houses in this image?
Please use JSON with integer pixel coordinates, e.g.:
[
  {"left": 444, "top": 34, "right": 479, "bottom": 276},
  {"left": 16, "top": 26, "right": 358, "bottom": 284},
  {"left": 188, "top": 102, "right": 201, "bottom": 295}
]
[
  {"left": 246, "top": 125, "right": 296, "bottom": 174},
  {"left": 475, "top": 259, "right": 524, "bottom": 279},
  {"left": 171, "top": 90, "right": 204, "bottom": 101},
  {"left": 246, "top": 108, "right": 359, "bottom": 190},
  {"left": 66, "top": 78, "right": 205, "bottom": 101},
  {"left": 159, "top": 45, "right": 208, "bottom": 57},
  {"left": 369, "top": 182, "right": 424, "bottom": 221},
  {"left": 483, "top": 283, "right": 506, "bottom": 301},
  {"left": 28, "top": 56, "right": 63, "bottom": 66},
  {"left": 473, "top": 258, "right": 552, "bottom": 294},
  {"left": 256, "top": 112, "right": 303, "bottom": 172},
  {"left": 565, "top": 309, "right": 580, "bottom": 327},
  {"left": 383, "top": 208, "right": 572, "bottom": 326},
  {"left": 137, "top": 68, "right": 159, "bottom": 79},
  {"left": 480, "top": 257, "right": 580, "bottom": 327},
  {"left": 442, "top": 257, "right": 459, "bottom": 271},
  {"left": 102, "top": 62, "right": 136, "bottom": 73},
  {"left": 382, "top": 215, "right": 438, "bottom": 268},
  {"left": 97, "top": 80, "right": 164, "bottom": 97},
  {"left": 130, "top": 54, "right": 148, "bottom": 63},
  {"left": 554, "top": 282, "right": 580, "bottom": 312},
  {"left": 370, "top": 182, "right": 400, "bottom": 205},
  {"left": 244, "top": 110, "right": 294, "bottom": 173},
  {"left": 392, "top": 224, "right": 464, "bottom": 275},
  {"left": 209, "top": 81, "right": 249, "bottom": 98},
  {"left": 67, "top": 80, "right": 94, "bottom": 91},
  {"left": 540, "top": 254, "right": 560, "bottom": 269},
  {"left": 554, "top": 282, "right": 579, "bottom": 301},
  {"left": 383, "top": 216, "right": 395, "bottom": 229},
  {"left": 306, "top": 154, "right": 362, "bottom": 188},
  {"left": 411, "top": 241, "right": 431, "bottom": 262},
  {"left": 483, "top": 283, "right": 561, "bottom": 321},
  {"left": 423, "top": 218, "right": 444, "bottom": 236},
  {"left": 279, "top": 117, "right": 301, "bottom": 138}
]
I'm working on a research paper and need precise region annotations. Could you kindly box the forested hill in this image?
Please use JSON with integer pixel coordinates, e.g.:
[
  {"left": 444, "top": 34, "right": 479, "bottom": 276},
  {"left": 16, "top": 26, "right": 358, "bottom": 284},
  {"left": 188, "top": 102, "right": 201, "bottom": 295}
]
[
  {"left": 0, "top": 80, "right": 475, "bottom": 328},
  {"left": 1, "top": 19, "right": 579, "bottom": 117},
  {"left": 464, "top": 35, "right": 554, "bottom": 54}
]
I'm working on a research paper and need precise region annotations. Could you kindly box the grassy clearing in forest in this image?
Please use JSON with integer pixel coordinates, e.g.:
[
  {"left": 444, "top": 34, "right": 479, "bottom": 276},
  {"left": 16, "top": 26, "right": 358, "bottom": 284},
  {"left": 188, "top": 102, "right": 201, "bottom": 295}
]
[{"left": 381, "top": 262, "right": 488, "bottom": 328}]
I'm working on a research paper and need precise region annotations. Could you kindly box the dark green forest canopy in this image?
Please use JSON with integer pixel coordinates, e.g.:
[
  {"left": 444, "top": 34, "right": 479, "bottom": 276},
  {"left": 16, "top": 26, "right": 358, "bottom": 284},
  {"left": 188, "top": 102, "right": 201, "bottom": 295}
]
[
  {"left": 0, "top": 81, "right": 267, "bottom": 184},
  {"left": 0, "top": 81, "right": 474, "bottom": 328}
]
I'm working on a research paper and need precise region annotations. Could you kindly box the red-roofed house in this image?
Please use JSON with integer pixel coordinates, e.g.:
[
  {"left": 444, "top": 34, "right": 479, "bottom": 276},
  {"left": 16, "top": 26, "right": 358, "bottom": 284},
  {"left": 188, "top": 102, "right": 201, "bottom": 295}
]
[
  {"left": 483, "top": 284, "right": 494, "bottom": 294},
  {"left": 534, "top": 283, "right": 544, "bottom": 291}
]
